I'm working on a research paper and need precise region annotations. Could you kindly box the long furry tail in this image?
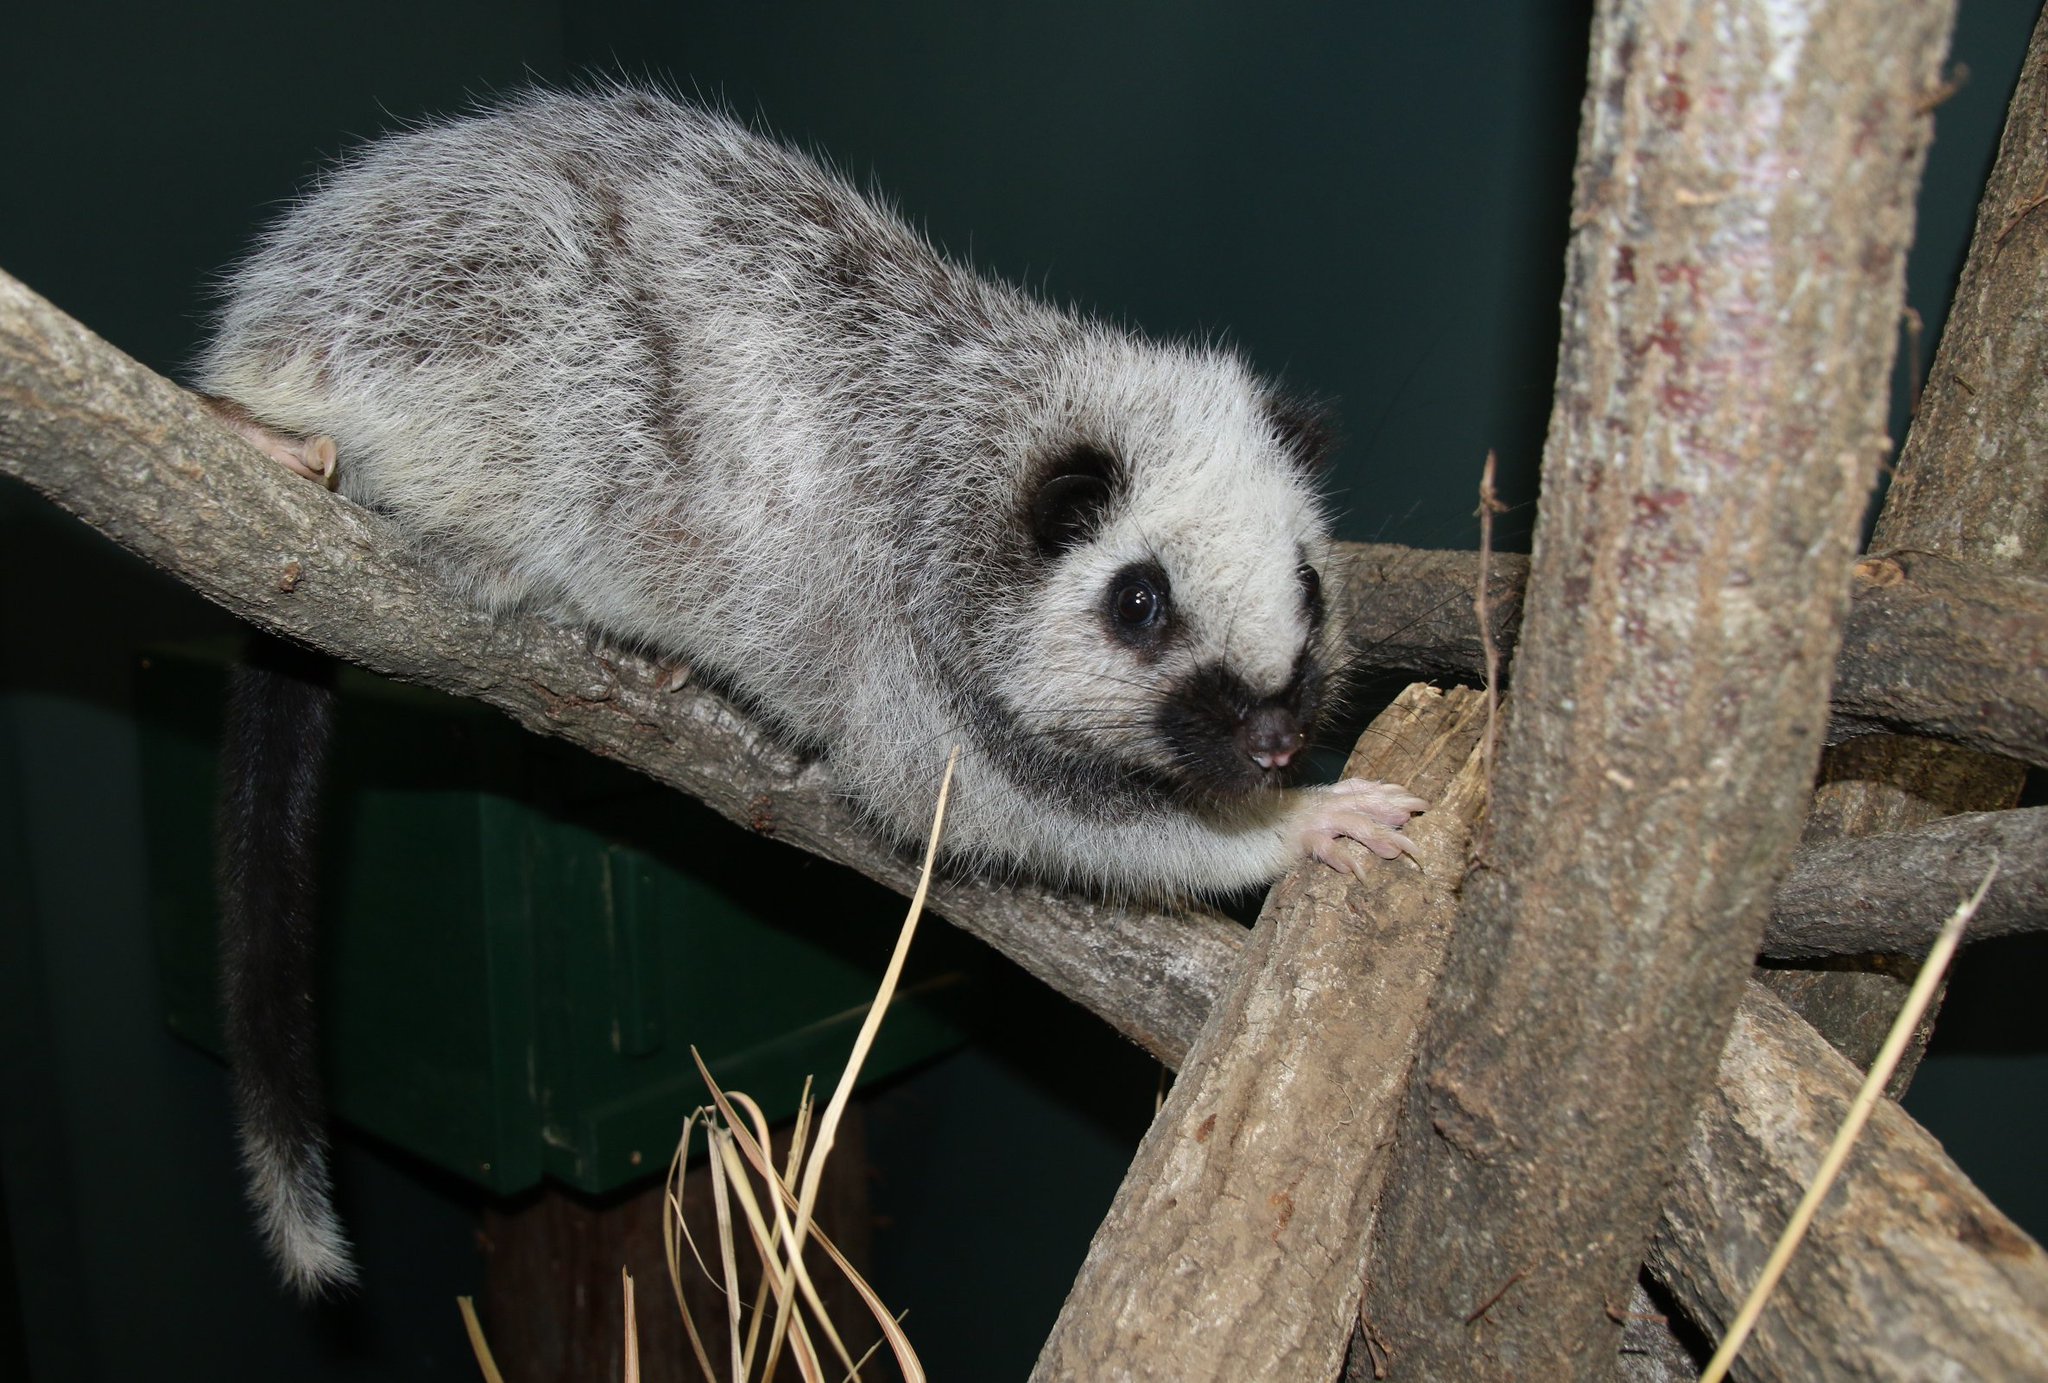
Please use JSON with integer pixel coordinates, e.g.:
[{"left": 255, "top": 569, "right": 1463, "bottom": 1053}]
[{"left": 215, "top": 637, "right": 356, "bottom": 1296}]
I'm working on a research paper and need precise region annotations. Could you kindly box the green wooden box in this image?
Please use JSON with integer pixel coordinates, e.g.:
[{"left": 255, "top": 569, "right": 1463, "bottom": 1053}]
[{"left": 138, "top": 644, "right": 968, "bottom": 1196}]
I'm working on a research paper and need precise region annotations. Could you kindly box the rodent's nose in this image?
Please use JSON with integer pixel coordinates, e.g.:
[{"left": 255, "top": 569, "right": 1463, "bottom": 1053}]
[{"left": 1238, "top": 703, "right": 1303, "bottom": 772}]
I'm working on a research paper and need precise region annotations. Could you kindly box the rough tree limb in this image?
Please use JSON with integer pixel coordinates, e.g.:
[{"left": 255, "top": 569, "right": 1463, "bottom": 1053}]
[
  {"left": 1764, "top": 806, "right": 2047, "bottom": 959},
  {"left": 1876, "top": 8, "right": 2048, "bottom": 566},
  {"left": 1337, "top": 540, "right": 2048, "bottom": 771},
  {"left": 1646, "top": 984, "right": 2048, "bottom": 1378},
  {"left": 1333, "top": 545, "right": 1531, "bottom": 687},
  {"left": 1032, "top": 686, "right": 1490, "bottom": 1383},
  {"left": 1355, "top": 1, "right": 1955, "bottom": 1375},
  {"left": 1823, "top": 550, "right": 2048, "bottom": 765},
  {"left": 1760, "top": 0, "right": 2048, "bottom": 1097}
]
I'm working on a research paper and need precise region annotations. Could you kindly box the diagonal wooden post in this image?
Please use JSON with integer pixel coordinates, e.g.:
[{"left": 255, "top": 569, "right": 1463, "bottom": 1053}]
[
  {"left": 1031, "top": 685, "right": 1491, "bottom": 1382},
  {"left": 1646, "top": 983, "right": 2048, "bottom": 1377},
  {"left": 1356, "top": 1, "right": 1955, "bottom": 1374}
]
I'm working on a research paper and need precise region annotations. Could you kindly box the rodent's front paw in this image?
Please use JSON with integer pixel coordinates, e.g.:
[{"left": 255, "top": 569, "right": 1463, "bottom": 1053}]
[{"left": 1296, "top": 778, "right": 1429, "bottom": 878}]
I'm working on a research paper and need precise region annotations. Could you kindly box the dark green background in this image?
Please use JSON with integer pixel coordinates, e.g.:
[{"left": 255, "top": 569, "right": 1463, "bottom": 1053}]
[{"left": 3, "top": 3, "right": 2042, "bottom": 1379}]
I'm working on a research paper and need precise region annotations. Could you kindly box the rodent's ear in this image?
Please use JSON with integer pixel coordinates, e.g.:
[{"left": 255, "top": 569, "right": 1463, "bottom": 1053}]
[
  {"left": 1266, "top": 391, "right": 1338, "bottom": 472},
  {"left": 1029, "top": 442, "right": 1124, "bottom": 558}
]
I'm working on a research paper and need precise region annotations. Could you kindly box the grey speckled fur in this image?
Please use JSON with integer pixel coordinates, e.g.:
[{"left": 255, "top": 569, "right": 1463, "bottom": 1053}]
[{"left": 200, "top": 88, "right": 1422, "bottom": 1291}]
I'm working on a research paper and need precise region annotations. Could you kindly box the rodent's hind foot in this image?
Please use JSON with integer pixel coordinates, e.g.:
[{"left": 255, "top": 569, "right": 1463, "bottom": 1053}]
[
  {"left": 199, "top": 393, "right": 339, "bottom": 489},
  {"left": 1297, "top": 778, "right": 1429, "bottom": 878}
]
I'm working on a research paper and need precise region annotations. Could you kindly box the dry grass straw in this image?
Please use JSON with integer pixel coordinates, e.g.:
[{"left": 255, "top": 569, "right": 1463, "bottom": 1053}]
[
  {"left": 624, "top": 1266, "right": 641, "bottom": 1383},
  {"left": 460, "top": 749, "right": 957, "bottom": 1382},
  {"left": 664, "top": 747, "right": 959, "bottom": 1382},
  {"left": 457, "top": 1295, "right": 506, "bottom": 1383},
  {"left": 1697, "top": 859, "right": 2000, "bottom": 1383}
]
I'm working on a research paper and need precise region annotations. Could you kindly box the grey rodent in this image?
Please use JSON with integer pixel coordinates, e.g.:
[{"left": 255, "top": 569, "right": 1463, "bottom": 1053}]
[{"left": 200, "top": 88, "right": 1423, "bottom": 1294}]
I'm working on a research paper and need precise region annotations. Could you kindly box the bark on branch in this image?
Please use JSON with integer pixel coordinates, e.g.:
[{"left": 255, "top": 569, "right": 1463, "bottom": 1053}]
[
  {"left": 1764, "top": 806, "right": 2047, "bottom": 958},
  {"left": 1875, "top": 8, "right": 2048, "bottom": 568},
  {"left": 1337, "top": 529, "right": 2048, "bottom": 772},
  {"left": 1647, "top": 984, "right": 2048, "bottom": 1378},
  {"left": 1032, "top": 686, "right": 1491, "bottom": 1382},
  {"left": 1823, "top": 551, "right": 2048, "bottom": 764},
  {"left": 1357, "top": 1, "right": 1957, "bottom": 1373}
]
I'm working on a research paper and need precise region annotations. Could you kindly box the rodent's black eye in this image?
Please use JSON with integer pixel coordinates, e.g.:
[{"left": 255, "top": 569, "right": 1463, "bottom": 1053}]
[
  {"left": 1102, "top": 561, "right": 1173, "bottom": 650},
  {"left": 1298, "top": 563, "right": 1325, "bottom": 624},
  {"left": 1116, "top": 579, "right": 1161, "bottom": 627}
]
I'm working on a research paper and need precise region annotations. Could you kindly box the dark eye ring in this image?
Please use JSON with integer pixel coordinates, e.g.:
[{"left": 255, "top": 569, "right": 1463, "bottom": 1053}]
[{"left": 1115, "top": 577, "right": 1163, "bottom": 627}]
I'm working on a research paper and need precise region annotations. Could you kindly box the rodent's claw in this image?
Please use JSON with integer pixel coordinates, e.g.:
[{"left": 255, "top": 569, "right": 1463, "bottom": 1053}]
[
  {"left": 1325, "top": 777, "right": 1430, "bottom": 828},
  {"left": 1298, "top": 778, "right": 1427, "bottom": 874}
]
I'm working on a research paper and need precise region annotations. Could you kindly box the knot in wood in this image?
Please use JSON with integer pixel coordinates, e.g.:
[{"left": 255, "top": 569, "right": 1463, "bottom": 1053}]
[{"left": 1853, "top": 555, "right": 1907, "bottom": 588}]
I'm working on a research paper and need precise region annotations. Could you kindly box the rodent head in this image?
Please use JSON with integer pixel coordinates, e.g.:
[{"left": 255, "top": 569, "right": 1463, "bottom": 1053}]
[{"left": 981, "top": 342, "right": 1343, "bottom": 811}]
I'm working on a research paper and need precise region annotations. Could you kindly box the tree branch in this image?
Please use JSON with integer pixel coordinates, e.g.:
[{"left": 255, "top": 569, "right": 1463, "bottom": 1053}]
[
  {"left": 1764, "top": 806, "right": 2047, "bottom": 959},
  {"left": 1876, "top": 7, "right": 2048, "bottom": 566},
  {"left": 1824, "top": 551, "right": 2048, "bottom": 764},
  {"left": 1646, "top": 984, "right": 2048, "bottom": 1378},
  {"left": 1032, "top": 686, "right": 1491, "bottom": 1382},
  {"left": 1357, "top": 1, "right": 1957, "bottom": 1372},
  {"left": 1338, "top": 542, "right": 2048, "bottom": 769}
]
